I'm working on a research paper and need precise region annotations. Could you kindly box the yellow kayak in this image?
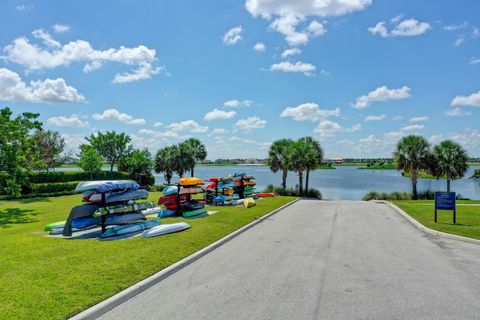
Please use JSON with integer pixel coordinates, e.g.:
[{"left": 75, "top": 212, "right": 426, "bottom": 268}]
[
  {"left": 243, "top": 198, "right": 256, "bottom": 208},
  {"left": 178, "top": 177, "right": 204, "bottom": 186}
]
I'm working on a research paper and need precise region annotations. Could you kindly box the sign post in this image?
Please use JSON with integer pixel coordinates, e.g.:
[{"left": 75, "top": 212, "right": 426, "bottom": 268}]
[{"left": 434, "top": 192, "right": 456, "bottom": 224}]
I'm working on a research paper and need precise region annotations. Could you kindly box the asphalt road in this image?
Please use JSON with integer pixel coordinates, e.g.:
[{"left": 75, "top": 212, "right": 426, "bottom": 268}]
[{"left": 98, "top": 200, "right": 480, "bottom": 320}]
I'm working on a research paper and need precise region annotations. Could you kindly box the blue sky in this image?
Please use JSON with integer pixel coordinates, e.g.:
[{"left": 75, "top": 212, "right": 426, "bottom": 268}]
[{"left": 1, "top": 0, "right": 479, "bottom": 159}]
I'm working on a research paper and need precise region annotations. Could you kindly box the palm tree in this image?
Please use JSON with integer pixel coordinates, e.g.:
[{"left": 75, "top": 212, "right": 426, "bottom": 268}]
[
  {"left": 268, "top": 139, "right": 295, "bottom": 190},
  {"left": 300, "top": 137, "right": 323, "bottom": 194},
  {"left": 393, "top": 135, "right": 431, "bottom": 200},
  {"left": 290, "top": 139, "right": 309, "bottom": 195},
  {"left": 184, "top": 138, "right": 207, "bottom": 177},
  {"left": 154, "top": 146, "right": 176, "bottom": 184},
  {"left": 433, "top": 140, "right": 469, "bottom": 192},
  {"left": 173, "top": 142, "right": 195, "bottom": 178}
]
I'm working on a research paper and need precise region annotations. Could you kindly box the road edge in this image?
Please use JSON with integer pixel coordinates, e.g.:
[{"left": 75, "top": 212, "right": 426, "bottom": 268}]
[
  {"left": 69, "top": 197, "right": 300, "bottom": 320},
  {"left": 379, "top": 201, "right": 480, "bottom": 245}
]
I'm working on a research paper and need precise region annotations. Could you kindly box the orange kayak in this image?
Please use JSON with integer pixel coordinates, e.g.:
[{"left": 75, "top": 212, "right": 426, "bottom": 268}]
[
  {"left": 178, "top": 177, "right": 204, "bottom": 186},
  {"left": 253, "top": 193, "right": 275, "bottom": 198}
]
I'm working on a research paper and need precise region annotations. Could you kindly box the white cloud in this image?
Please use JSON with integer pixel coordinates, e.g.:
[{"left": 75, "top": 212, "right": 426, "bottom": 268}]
[
  {"left": 409, "top": 116, "right": 429, "bottom": 122},
  {"left": 204, "top": 108, "right": 237, "bottom": 121},
  {"left": 32, "top": 29, "right": 61, "bottom": 48},
  {"left": 167, "top": 120, "right": 208, "bottom": 133},
  {"left": 369, "top": 18, "right": 431, "bottom": 38},
  {"left": 224, "top": 99, "right": 253, "bottom": 107},
  {"left": 47, "top": 114, "right": 89, "bottom": 128},
  {"left": 138, "top": 128, "right": 178, "bottom": 138},
  {"left": 245, "top": 0, "right": 372, "bottom": 18},
  {"left": 253, "top": 42, "right": 266, "bottom": 52},
  {"left": 268, "top": 15, "right": 326, "bottom": 46},
  {"left": 346, "top": 123, "right": 362, "bottom": 132},
  {"left": 61, "top": 133, "right": 87, "bottom": 153},
  {"left": 234, "top": 116, "right": 267, "bottom": 132},
  {"left": 401, "top": 124, "right": 425, "bottom": 131},
  {"left": 314, "top": 120, "right": 343, "bottom": 139},
  {"left": 92, "top": 108, "right": 146, "bottom": 125},
  {"left": 307, "top": 20, "right": 327, "bottom": 36},
  {"left": 444, "top": 21, "right": 468, "bottom": 31},
  {"left": 470, "top": 57, "right": 480, "bottom": 65},
  {"left": 451, "top": 91, "right": 480, "bottom": 107},
  {"left": 393, "top": 115, "right": 403, "bottom": 120},
  {"left": 454, "top": 35, "right": 465, "bottom": 47},
  {"left": 15, "top": 4, "right": 33, "bottom": 11},
  {"left": 223, "top": 26, "right": 243, "bottom": 45},
  {"left": 364, "top": 114, "right": 386, "bottom": 121},
  {"left": 0, "top": 67, "right": 84, "bottom": 103},
  {"left": 111, "top": 62, "right": 162, "bottom": 83},
  {"left": 2, "top": 30, "right": 162, "bottom": 83},
  {"left": 472, "top": 26, "right": 480, "bottom": 39},
  {"left": 212, "top": 128, "right": 227, "bottom": 134},
  {"left": 281, "top": 47, "right": 302, "bottom": 58},
  {"left": 445, "top": 108, "right": 471, "bottom": 117},
  {"left": 428, "top": 134, "right": 444, "bottom": 145},
  {"left": 270, "top": 61, "right": 316, "bottom": 75},
  {"left": 352, "top": 85, "right": 411, "bottom": 109},
  {"left": 153, "top": 122, "right": 163, "bottom": 128},
  {"left": 280, "top": 102, "right": 340, "bottom": 121},
  {"left": 52, "top": 24, "right": 69, "bottom": 33}
]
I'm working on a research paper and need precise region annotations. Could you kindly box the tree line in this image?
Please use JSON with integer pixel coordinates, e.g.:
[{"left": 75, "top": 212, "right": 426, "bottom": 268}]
[{"left": 267, "top": 137, "right": 324, "bottom": 196}]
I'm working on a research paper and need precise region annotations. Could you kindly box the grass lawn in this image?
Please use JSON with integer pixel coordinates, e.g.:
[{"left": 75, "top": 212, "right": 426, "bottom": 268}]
[
  {"left": 0, "top": 193, "right": 295, "bottom": 320},
  {"left": 391, "top": 200, "right": 480, "bottom": 240},
  {"left": 358, "top": 164, "right": 396, "bottom": 170}
]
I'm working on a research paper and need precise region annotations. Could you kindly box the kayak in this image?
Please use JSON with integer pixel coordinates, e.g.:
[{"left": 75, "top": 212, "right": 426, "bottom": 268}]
[
  {"left": 244, "top": 181, "right": 256, "bottom": 186},
  {"left": 213, "top": 195, "right": 232, "bottom": 203},
  {"left": 180, "top": 202, "right": 205, "bottom": 210},
  {"left": 142, "top": 207, "right": 162, "bottom": 216},
  {"left": 233, "top": 172, "right": 246, "bottom": 178},
  {"left": 178, "top": 177, "right": 204, "bottom": 186},
  {"left": 162, "top": 186, "right": 204, "bottom": 195},
  {"left": 45, "top": 216, "right": 100, "bottom": 232},
  {"left": 101, "top": 219, "right": 160, "bottom": 238},
  {"left": 94, "top": 201, "right": 155, "bottom": 217},
  {"left": 84, "top": 189, "right": 149, "bottom": 204},
  {"left": 76, "top": 180, "right": 139, "bottom": 193},
  {"left": 158, "top": 194, "right": 187, "bottom": 204},
  {"left": 158, "top": 209, "right": 178, "bottom": 218},
  {"left": 142, "top": 222, "right": 191, "bottom": 238},
  {"left": 254, "top": 193, "right": 275, "bottom": 198},
  {"left": 244, "top": 198, "right": 256, "bottom": 208},
  {"left": 182, "top": 208, "right": 207, "bottom": 218}
]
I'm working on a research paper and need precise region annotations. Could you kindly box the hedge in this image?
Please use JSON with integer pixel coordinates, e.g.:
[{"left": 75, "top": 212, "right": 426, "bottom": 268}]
[{"left": 30, "top": 171, "right": 130, "bottom": 184}]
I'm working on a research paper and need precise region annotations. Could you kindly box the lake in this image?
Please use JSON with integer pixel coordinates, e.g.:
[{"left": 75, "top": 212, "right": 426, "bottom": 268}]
[
  {"left": 57, "top": 165, "right": 480, "bottom": 200},
  {"left": 152, "top": 165, "right": 480, "bottom": 200}
]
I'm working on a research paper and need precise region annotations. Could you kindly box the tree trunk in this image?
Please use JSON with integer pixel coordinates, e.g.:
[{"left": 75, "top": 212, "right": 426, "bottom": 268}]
[
  {"left": 305, "top": 169, "right": 310, "bottom": 195},
  {"left": 191, "top": 166, "right": 195, "bottom": 177},
  {"left": 281, "top": 169, "right": 288, "bottom": 190},
  {"left": 411, "top": 168, "right": 418, "bottom": 200},
  {"left": 447, "top": 179, "right": 451, "bottom": 193},
  {"left": 110, "top": 162, "right": 114, "bottom": 172},
  {"left": 298, "top": 171, "right": 303, "bottom": 196}
]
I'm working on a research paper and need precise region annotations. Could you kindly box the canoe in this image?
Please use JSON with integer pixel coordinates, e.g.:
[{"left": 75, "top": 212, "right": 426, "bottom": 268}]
[
  {"left": 142, "top": 222, "right": 191, "bottom": 238},
  {"left": 76, "top": 180, "right": 139, "bottom": 193},
  {"left": 158, "top": 209, "right": 178, "bottom": 218},
  {"left": 244, "top": 198, "right": 256, "bottom": 208},
  {"left": 101, "top": 219, "right": 160, "bottom": 238},
  {"left": 182, "top": 208, "right": 207, "bottom": 218},
  {"left": 94, "top": 201, "right": 155, "bottom": 217},
  {"left": 178, "top": 177, "right": 204, "bottom": 186}
]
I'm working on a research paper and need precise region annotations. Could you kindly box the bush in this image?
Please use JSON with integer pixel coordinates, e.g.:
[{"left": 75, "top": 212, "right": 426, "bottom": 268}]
[
  {"left": 147, "top": 184, "right": 165, "bottom": 192},
  {"left": 30, "top": 171, "right": 130, "bottom": 183},
  {"left": 29, "top": 181, "right": 79, "bottom": 194},
  {"left": 262, "top": 184, "right": 322, "bottom": 199}
]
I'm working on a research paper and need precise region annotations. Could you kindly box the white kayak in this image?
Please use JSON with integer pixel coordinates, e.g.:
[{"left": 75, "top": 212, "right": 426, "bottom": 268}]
[{"left": 142, "top": 222, "right": 191, "bottom": 238}]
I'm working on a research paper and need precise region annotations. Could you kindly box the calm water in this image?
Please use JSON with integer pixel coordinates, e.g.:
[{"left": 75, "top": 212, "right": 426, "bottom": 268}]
[
  {"left": 57, "top": 165, "right": 480, "bottom": 200},
  {"left": 153, "top": 166, "right": 480, "bottom": 200}
]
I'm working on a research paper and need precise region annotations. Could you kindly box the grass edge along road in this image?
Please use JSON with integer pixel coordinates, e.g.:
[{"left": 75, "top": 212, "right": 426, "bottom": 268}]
[
  {"left": 0, "top": 192, "right": 296, "bottom": 320},
  {"left": 391, "top": 200, "right": 480, "bottom": 240}
]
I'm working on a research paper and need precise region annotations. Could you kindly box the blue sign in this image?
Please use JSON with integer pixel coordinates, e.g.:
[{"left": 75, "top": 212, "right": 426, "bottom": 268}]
[{"left": 435, "top": 192, "right": 456, "bottom": 211}]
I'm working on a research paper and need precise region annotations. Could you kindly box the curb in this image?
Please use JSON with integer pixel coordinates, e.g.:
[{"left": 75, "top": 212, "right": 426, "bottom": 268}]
[
  {"left": 377, "top": 201, "right": 480, "bottom": 245},
  {"left": 69, "top": 198, "right": 300, "bottom": 320}
]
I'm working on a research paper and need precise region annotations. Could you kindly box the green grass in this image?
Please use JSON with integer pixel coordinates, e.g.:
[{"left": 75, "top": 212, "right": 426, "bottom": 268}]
[
  {"left": 358, "top": 164, "right": 396, "bottom": 170},
  {"left": 391, "top": 200, "right": 480, "bottom": 240},
  {"left": 0, "top": 193, "right": 295, "bottom": 319},
  {"left": 402, "top": 171, "right": 447, "bottom": 179}
]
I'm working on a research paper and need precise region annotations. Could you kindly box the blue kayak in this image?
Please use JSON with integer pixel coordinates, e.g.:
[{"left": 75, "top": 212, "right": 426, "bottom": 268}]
[
  {"left": 76, "top": 180, "right": 140, "bottom": 193},
  {"left": 158, "top": 209, "right": 178, "bottom": 218},
  {"left": 101, "top": 219, "right": 160, "bottom": 238}
]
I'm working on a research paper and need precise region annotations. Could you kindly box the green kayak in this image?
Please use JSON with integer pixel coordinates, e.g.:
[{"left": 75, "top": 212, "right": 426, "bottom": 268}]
[
  {"left": 182, "top": 208, "right": 207, "bottom": 218},
  {"left": 44, "top": 220, "right": 66, "bottom": 231}
]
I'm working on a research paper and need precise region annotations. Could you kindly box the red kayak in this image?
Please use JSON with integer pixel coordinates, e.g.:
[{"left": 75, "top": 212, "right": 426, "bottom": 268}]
[
  {"left": 253, "top": 193, "right": 275, "bottom": 198},
  {"left": 158, "top": 194, "right": 187, "bottom": 205}
]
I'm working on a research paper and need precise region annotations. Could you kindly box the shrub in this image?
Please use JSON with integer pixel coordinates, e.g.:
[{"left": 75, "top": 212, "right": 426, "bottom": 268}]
[
  {"left": 147, "top": 184, "right": 165, "bottom": 192},
  {"left": 29, "top": 171, "right": 130, "bottom": 183},
  {"left": 29, "top": 181, "right": 79, "bottom": 194},
  {"left": 262, "top": 184, "right": 321, "bottom": 199}
]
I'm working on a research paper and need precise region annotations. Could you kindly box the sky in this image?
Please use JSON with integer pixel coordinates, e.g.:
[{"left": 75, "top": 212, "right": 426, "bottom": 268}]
[{"left": 0, "top": 0, "right": 479, "bottom": 160}]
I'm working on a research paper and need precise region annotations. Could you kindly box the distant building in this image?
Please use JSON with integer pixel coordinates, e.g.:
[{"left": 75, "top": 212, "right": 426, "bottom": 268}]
[{"left": 323, "top": 157, "right": 344, "bottom": 164}]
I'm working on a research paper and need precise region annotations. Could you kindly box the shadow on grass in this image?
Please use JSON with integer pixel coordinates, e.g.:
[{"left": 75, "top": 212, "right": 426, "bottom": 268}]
[
  {"left": 18, "top": 197, "right": 52, "bottom": 204},
  {"left": 0, "top": 208, "right": 38, "bottom": 228}
]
